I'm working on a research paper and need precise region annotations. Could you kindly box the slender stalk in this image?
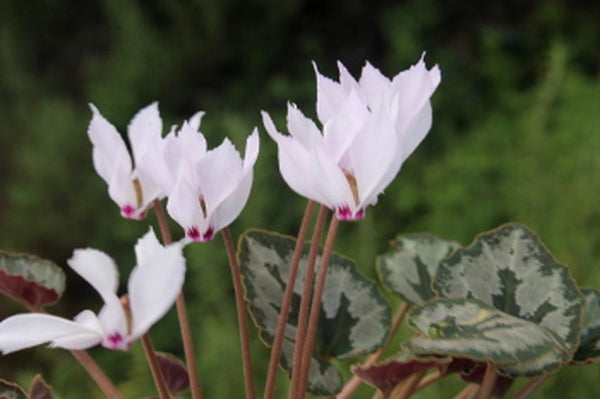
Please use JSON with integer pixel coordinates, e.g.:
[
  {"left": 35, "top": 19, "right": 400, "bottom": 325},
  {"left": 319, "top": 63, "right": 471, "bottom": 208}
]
[
  {"left": 510, "top": 374, "right": 551, "bottom": 399},
  {"left": 153, "top": 200, "right": 204, "bottom": 399},
  {"left": 476, "top": 362, "right": 498, "bottom": 399},
  {"left": 336, "top": 302, "right": 411, "bottom": 399},
  {"left": 263, "top": 200, "right": 316, "bottom": 399},
  {"left": 454, "top": 384, "right": 479, "bottom": 399},
  {"left": 222, "top": 227, "right": 256, "bottom": 399},
  {"left": 141, "top": 334, "right": 171, "bottom": 399},
  {"left": 296, "top": 215, "right": 340, "bottom": 398},
  {"left": 388, "top": 370, "right": 427, "bottom": 399},
  {"left": 70, "top": 350, "right": 124, "bottom": 399},
  {"left": 289, "top": 206, "right": 329, "bottom": 399},
  {"left": 413, "top": 370, "right": 445, "bottom": 393}
]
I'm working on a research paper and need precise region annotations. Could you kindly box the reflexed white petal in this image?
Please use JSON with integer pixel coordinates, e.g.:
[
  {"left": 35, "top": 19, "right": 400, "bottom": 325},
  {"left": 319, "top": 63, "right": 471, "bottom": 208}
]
[
  {"left": 336, "top": 61, "right": 360, "bottom": 95},
  {"left": 187, "top": 111, "right": 205, "bottom": 131},
  {"left": 87, "top": 104, "right": 132, "bottom": 186},
  {"left": 97, "top": 295, "right": 128, "bottom": 342},
  {"left": 0, "top": 313, "right": 101, "bottom": 354},
  {"left": 243, "top": 129, "right": 260, "bottom": 171},
  {"left": 261, "top": 111, "right": 284, "bottom": 142},
  {"left": 311, "top": 145, "right": 355, "bottom": 210},
  {"left": 286, "top": 104, "right": 321, "bottom": 148},
  {"left": 127, "top": 102, "right": 163, "bottom": 165},
  {"left": 167, "top": 173, "right": 204, "bottom": 236},
  {"left": 106, "top": 152, "right": 136, "bottom": 213},
  {"left": 134, "top": 229, "right": 162, "bottom": 266},
  {"left": 213, "top": 171, "right": 253, "bottom": 231},
  {"left": 128, "top": 240, "right": 185, "bottom": 339},
  {"left": 52, "top": 310, "right": 105, "bottom": 350},
  {"left": 350, "top": 109, "right": 399, "bottom": 208},
  {"left": 322, "top": 89, "right": 370, "bottom": 163},
  {"left": 67, "top": 248, "right": 119, "bottom": 303},
  {"left": 313, "top": 62, "right": 347, "bottom": 123},
  {"left": 400, "top": 101, "right": 433, "bottom": 159},
  {"left": 358, "top": 61, "right": 392, "bottom": 110},
  {"left": 196, "top": 138, "right": 243, "bottom": 215}
]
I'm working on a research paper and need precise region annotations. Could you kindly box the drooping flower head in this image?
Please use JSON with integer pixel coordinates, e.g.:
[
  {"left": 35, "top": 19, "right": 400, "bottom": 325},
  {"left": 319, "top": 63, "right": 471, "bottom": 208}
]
[
  {"left": 262, "top": 55, "right": 440, "bottom": 220},
  {"left": 87, "top": 103, "right": 165, "bottom": 220},
  {"left": 158, "top": 116, "right": 260, "bottom": 242},
  {"left": 0, "top": 229, "right": 185, "bottom": 353}
]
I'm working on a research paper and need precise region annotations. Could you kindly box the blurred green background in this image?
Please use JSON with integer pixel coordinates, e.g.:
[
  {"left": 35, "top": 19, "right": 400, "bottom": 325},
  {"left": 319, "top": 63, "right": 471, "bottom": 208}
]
[{"left": 0, "top": 0, "right": 599, "bottom": 397}]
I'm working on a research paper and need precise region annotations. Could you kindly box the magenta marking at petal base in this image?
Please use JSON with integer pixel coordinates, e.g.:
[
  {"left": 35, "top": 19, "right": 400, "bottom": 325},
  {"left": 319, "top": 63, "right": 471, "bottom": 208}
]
[
  {"left": 354, "top": 208, "right": 365, "bottom": 219},
  {"left": 201, "top": 226, "right": 215, "bottom": 242},
  {"left": 336, "top": 205, "right": 353, "bottom": 221},
  {"left": 121, "top": 205, "right": 136, "bottom": 219},
  {"left": 187, "top": 226, "right": 201, "bottom": 241},
  {"left": 106, "top": 332, "right": 124, "bottom": 349}
]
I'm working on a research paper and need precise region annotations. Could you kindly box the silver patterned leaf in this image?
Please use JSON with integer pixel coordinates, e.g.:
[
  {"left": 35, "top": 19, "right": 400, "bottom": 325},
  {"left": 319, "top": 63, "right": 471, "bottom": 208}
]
[
  {"left": 377, "top": 234, "right": 461, "bottom": 305},
  {"left": 573, "top": 288, "right": 600, "bottom": 363}
]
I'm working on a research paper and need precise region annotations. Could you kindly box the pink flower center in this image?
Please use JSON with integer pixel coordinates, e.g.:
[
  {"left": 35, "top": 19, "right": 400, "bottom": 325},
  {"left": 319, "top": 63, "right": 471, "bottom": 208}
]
[
  {"left": 187, "top": 226, "right": 201, "bottom": 240},
  {"left": 121, "top": 205, "right": 136, "bottom": 219},
  {"left": 335, "top": 205, "right": 365, "bottom": 221},
  {"left": 105, "top": 332, "right": 127, "bottom": 350},
  {"left": 187, "top": 226, "right": 215, "bottom": 242}
]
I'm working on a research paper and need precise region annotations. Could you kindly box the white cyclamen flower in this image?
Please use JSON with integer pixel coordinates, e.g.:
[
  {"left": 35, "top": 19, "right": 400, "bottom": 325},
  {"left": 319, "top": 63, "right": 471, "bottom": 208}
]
[
  {"left": 162, "top": 119, "right": 260, "bottom": 242},
  {"left": 87, "top": 102, "right": 165, "bottom": 220},
  {"left": 0, "top": 229, "right": 185, "bottom": 353},
  {"left": 262, "top": 55, "right": 440, "bottom": 220}
]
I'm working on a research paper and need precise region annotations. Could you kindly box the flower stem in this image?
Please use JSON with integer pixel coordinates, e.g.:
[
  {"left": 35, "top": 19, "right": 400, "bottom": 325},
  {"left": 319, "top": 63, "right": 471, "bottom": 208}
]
[
  {"left": 263, "top": 200, "right": 316, "bottom": 399},
  {"left": 510, "top": 374, "right": 551, "bottom": 399},
  {"left": 289, "top": 206, "right": 329, "bottom": 399},
  {"left": 413, "top": 370, "right": 446, "bottom": 393},
  {"left": 476, "top": 362, "right": 498, "bottom": 399},
  {"left": 336, "top": 302, "right": 411, "bottom": 398},
  {"left": 141, "top": 334, "right": 171, "bottom": 399},
  {"left": 389, "top": 369, "right": 427, "bottom": 399},
  {"left": 296, "top": 215, "right": 340, "bottom": 398},
  {"left": 70, "top": 350, "right": 124, "bottom": 399},
  {"left": 153, "top": 199, "right": 204, "bottom": 399},
  {"left": 454, "top": 384, "right": 479, "bottom": 399},
  {"left": 222, "top": 227, "right": 256, "bottom": 399}
]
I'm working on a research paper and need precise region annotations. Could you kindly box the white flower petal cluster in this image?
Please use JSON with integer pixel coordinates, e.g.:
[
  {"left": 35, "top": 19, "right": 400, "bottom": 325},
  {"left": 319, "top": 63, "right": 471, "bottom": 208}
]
[
  {"left": 0, "top": 229, "right": 185, "bottom": 353},
  {"left": 262, "top": 55, "right": 440, "bottom": 220},
  {"left": 87, "top": 104, "right": 259, "bottom": 241}
]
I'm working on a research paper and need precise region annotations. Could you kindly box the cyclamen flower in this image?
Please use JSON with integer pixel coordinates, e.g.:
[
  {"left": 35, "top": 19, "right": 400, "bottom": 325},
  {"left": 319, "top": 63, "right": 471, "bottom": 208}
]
[
  {"left": 262, "top": 55, "right": 440, "bottom": 220},
  {"left": 0, "top": 230, "right": 185, "bottom": 353},
  {"left": 158, "top": 116, "right": 260, "bottom": 242},
  {"left": 87, "top": 103, "right": 165, "bottom": 220}
]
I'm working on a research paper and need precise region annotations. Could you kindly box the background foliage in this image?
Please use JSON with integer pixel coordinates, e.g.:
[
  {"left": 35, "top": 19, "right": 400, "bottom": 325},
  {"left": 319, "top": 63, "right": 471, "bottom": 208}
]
[{"left": 0, "top": 0, "right": 598, "bottom": 397}]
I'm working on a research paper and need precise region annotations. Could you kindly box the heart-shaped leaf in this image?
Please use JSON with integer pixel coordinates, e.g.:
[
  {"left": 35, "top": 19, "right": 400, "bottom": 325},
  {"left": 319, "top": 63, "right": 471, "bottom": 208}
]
[
  {"left": 239, "top": 229, "right": 391, "bottom": 396},
  {"left": 156, "top": 352, "right": 189, "bottom": 394},
  {"left": 353, "top": 348, "right": 451, "bottom": 391},
  {"left": 0, "top": 379, "right": 27, "bottom": 399},
  {"left": 29, "top": 375, "right": 53, "bottom": 399},
  {"left": 0, "top": 252, "right": 65, "bottom": 310},
  {"left": 406, "top": 298, "right": 568, "bottom": 373},
  {"left": 377, "top": 234, "right": 461, "bottom": 305},
  {"left": 572, "top": 288, "right": 600, "bottom": 364},
  {"left": 433, "top": 223, "right": 583, "bottom": 373}
]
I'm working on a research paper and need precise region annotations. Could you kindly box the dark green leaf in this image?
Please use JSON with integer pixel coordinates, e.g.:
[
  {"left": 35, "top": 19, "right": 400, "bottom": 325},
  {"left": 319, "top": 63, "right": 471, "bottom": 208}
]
[
  {"left": 377, "top": 234, "right": 460, "bottom": 305},
  {"left": 239, "top": 229, "right": 390, "bottom": 395},
  {"left": 0, "top": 252, "right": 65, "bottom": 310}
]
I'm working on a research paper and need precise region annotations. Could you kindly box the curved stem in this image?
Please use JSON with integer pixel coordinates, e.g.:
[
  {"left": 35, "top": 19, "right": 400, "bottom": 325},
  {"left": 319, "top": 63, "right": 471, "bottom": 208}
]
[
  {"left": 336, "top": 302, "right": 411, "bottom": 398},
  {"left": 389, "top": 370, "right": 427, "bottom": 399},
  {"left": 141, "top": 334, "right": 171, "bottom": 399},
  {"left": 510, "top": 374, "right": 551, "bottom": 399},
  {"left": 70, "top": 350, "right": 124, "bottom": 399},
  {"left": 455, "top": 384, "right": 479, "bottom": 399},
  {"left": 289, "top": 206, "right": 329, "bottom": 399},
  {"left": 476, "top": 362, "right": 498, "bottom": 399},
  {"left": 263, "top": 200, "right": 315, "bottom": 399},
  {"left": 222, "top": 228, "right": 256, "bottom": 399},
  {"left": 153, "top": 199, "right": 204, "bottom": 399},
  {"left": 296, "top": 215, "right": 340, "bottom": 398}
]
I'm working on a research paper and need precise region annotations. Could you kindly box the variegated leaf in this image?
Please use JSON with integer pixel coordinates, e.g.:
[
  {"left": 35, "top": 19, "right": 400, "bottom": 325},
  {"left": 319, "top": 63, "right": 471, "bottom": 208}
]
[
  {"left": 377, "top": 234, "right": 461, "bottom": 305},
  {"left": 573, "top": 288, "right": 600, "bottom": 363},
  {"left": 406, "top": 298, "right": 568, "bottom": 371},
  {"left": 238, "top": 229, "right": 390, "bottom": 395},
  {"left": 434, "top": 223, "right": 583, "bottom": 360},
  {"left": 0, "top": 252, "right": 65, "bottom": 310}
]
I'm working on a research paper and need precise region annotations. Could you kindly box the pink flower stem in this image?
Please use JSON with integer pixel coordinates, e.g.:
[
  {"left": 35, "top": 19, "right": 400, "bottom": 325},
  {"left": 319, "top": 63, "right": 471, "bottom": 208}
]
[
  {"left": 295, "top": 214, "right": 340, "bottom": 399},
  {"left": 476, "top": 362, "right": 498, "bottom": 399},
  {"left": 263, "top": 200, "right": 316, "bottom": 399},
  {"left": 152, "top": 199, "right": 204, "bottom": 399},
  {"left": 141, "top": 334, "right": 171, "bottom": 399},
  {"left": 336, "top": 302, "right": 411, "bottom": 398},
  {"left": 70, "top": 350, "right": 124, "bottom": 399},
  {"left": 510, "top": 374, "right": 552, "bottom": 399},
  {"left": 289, "top": 206, "right": 329, "bottom": 399},
  {"left": 222, "top": 227, "right": 256, "bottom": 399}
]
